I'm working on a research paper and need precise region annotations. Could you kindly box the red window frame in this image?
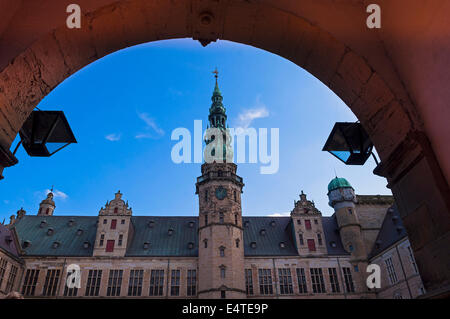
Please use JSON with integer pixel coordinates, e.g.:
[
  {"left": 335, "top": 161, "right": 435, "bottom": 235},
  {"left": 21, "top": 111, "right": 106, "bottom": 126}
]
[
  {"left": 106, "top": 240, "right": 115, "bottom": 252},
  {"left": 307, "top": 239, "right": 316, "bottom": 252},
  {"left": 110, "top": 219, "right": 117, "bottom": 230},
  {"left": 305, "top": 220, "right": 311, "bottom": 230}
]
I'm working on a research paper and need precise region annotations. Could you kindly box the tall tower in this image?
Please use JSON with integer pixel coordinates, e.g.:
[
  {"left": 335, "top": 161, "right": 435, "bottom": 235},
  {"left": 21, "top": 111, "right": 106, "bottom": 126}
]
[
  {"left": 327, "top": 177, "right": 368, "bottom": 292},
  {"left": 38, "top": 191, "right": 55, "bottom": 216},
  {"left": 196, "top": 70, "right": 246, "bottom": 299}
]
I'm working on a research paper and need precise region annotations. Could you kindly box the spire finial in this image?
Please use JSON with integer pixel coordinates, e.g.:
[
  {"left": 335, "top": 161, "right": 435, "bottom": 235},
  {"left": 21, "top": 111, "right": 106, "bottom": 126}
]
[
  {"left": 212, "top": 67, "right": 219, "bottom": 81},
  {"left": 50, "top": 185, "right": 54, "bottom": 193}
]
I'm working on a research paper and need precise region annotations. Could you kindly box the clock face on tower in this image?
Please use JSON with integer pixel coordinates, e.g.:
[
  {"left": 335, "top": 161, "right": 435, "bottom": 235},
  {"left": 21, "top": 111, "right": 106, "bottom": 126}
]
[{"left": 215, "top": 186, "right": 227, "bottom": 200}]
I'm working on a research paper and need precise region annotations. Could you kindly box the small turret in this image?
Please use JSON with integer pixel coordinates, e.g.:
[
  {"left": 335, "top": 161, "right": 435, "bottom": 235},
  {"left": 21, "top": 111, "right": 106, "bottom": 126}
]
[{"left": 38, "top": 191, "right": 56, "bottom": 216}]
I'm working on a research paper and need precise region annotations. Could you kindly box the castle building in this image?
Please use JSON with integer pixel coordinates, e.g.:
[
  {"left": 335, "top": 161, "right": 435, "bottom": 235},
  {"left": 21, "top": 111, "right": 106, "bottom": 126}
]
[{"left": 0, "top": 77, "right": 424, "bottom": 299}]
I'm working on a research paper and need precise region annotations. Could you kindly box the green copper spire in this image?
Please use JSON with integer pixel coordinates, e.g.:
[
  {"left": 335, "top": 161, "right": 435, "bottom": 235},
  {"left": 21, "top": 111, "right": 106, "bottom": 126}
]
[{"left": 209, "top": 68, "right": 227, "bottom": 128}]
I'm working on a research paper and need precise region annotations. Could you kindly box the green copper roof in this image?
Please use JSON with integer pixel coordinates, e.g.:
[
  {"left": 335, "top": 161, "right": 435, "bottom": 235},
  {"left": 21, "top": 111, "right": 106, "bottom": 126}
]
[
  {"left": 12, "top": 215, "right": 349, "bottom": 257},
  {"left": 328, "top": 177, "right": 352, "bottom": 192}
]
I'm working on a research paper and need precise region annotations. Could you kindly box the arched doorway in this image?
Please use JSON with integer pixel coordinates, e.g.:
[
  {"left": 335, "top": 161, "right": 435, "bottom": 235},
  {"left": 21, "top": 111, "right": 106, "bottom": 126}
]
[{"left": 0, "top": 0, "right": 449, "bottom": 297}]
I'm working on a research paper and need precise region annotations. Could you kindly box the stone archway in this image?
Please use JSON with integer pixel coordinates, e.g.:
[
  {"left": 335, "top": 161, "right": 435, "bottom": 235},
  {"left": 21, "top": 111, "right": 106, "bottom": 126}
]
[{"left": 0, "top": 0, "right": 449, "bottom": 297}]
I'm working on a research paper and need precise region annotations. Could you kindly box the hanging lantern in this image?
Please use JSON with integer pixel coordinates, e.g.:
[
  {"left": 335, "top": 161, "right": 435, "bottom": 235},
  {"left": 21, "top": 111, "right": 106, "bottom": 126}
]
[
  {"left": 19, "top": 111, "right": 77, "bottom": 157},
  {"left": 322, "top": 122, "right": 374, "bottom": 165}
]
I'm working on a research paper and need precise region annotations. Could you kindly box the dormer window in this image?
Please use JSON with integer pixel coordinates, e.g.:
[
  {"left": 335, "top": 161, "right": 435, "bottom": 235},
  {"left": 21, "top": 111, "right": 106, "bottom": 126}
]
[
  {"left": 244, "top": 221, "right": 250, "bottom": 228},
  {"left": 168, "top": 228, "right": 174, "bottom": 236},
  {"left": 188, "top": 242, "right": 194, "bottom": 250},
  {"left": 40, "top": 220, "right": 47, "bottom": 228},
  {"left": 148, "top": 221, "right": 155, "bottom": 228},
  {"left": 279, "top": 242, "right": 286, "bottom": 249},
  {"left": 68, "top": 219, "right": 75, "bottom": 227},
  {"left": 83, "top": 241, "right": 90, "bottom": 249},
  {"left": 270, "top": 220, "right": 276, "bottom": 227},
  {"left": 47, "top": 228, "right": 54, "bottom": 236},
  {"left": 76, "top": 229, "right": 83, "bottom": 236},
  {"left": 330, "top": 241, "right": 337, "bottom": 248},
  {"left": 143, "top": 242, "right": 150, "bottom": 250},
  {"left": 260, "top": 229, "right": 266, "bottom": 236},
  {"left": 52, "top": 241, "right": 60, "bottom": 249},
  {"left": 250, "top": 242, "right": 257, "bottom": 249},
  {"left": 22, "top": 240, "right": 31, "bottom": 249},
  {"left": 188, "top": 221, "right": 195, "bottom": 228}
]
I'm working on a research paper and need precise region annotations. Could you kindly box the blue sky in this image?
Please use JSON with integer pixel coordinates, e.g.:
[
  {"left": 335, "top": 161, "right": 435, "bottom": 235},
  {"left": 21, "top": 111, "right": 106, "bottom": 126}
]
[{"left": 0, "top": 39, "right": 391, "bottom": 222}]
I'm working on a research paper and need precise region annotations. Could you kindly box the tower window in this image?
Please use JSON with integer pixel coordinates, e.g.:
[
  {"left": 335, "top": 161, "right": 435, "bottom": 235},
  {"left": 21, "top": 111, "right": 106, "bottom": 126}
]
[
  {"left": 307, "top": 239, "right": 316, "bottom": 252},
  {"left": 111, "top": 219, "right": 117, "bottom": 229},
  {"left": 234, "top": 214, "right": 238, "bottom": 225},
  {"left": 205, "top": 190, "right": 208, "bottom": 202},
  {"left": 305, "top": 220, "right": 311, "bottom": 230},
  {"left": 219, "top": 247, "right": 225, "bottom": 257},
  {"left": 205, "top": 214, "right": 208, "bottom": 225},
  {"left": 317, "top": 233, "right": 323, "bottom": 246},
  {"left": 299, "top": 233, "right": 304, "bottom": 246},
  {"left": 204, "top": 239, "right": 208, "bottom": 248},
  {"left": 234, "top": 190, "right": 237, "bottom": 201},
  {"left": 106, "top": 240, "right": 115, "bottom": 252},
  {"left": 220, "top": 267, "right": 226, "bottom": 279},
  {"left": 219, "top": 212, "right": 224, "bottom": 224},
  {"left": 236, "top": 239, "right": 240, "bottom": 248}
]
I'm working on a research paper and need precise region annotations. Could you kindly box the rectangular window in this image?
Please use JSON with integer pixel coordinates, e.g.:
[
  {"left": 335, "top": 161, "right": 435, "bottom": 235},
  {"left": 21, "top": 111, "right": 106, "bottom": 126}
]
[
  {"left": 85, "top": 270, "right": 102, "bottom": 296},
  {"left": 22, "top": 269, "right": 40, "bottom": 296},
  {"left": 149, "top": 270, "right": 164, "bottom": 296},
  {"left": 107, "top": 269, "right": 123, "bottom": 297},
  {"left": 305, "top": 220, "right": 311, "bottom": 230},
  {"left": 343, "top": 267, "right": 355, "bottom": 293},
  {"left": 127, "top": 269, "right": 143, "bottom": 296},
  {"left": 0, "top": 258, "right": 7, "bottom": 289},
  {"left": 170, "top": 270, "right": 180, "bottom": 296},
  {"left": 307, "top": 239, "right": 316, "bottom": 252},
  {"left": 310, "top": 268, "right": 326, "bottom": 293},
  {"left": 118, "top": 234, "right": 123, "bottom": 246},
  {"left": 110, "top": 219, "right": 117, "bottom": 229},
  {"left": 258, "top": 269, "right": 273, "bottom": 295},
  {"left": 296, "top": 268, "right": 308, "bottom": 293},
  {"left": 328, "top": 268, "right": 340, "bottom": 293},
  {"left": 407, "top": 246, "right": 418, "bottom": 273},
  {"left": 317, "top": 233, "right": 323, "bottom": 246},
  {"left": 187, "top": 270, "right": 197, "bottom": 296},
  {"left": 99, "top": 234, "right": 104, "bottom": 246},
  {"left": 5, "top": 265, "right": 18, "bottom": 293},
  {"left": 220, "top": 267, "right": 226, "bottom": 279},
  {"left": 42, "top": 269, "right": 61, "bottom": 296},
  {"left": 385, "top": 257, "right": 398, "bottom": 284},
  {"left": 106, "top": 240, "right": 115, "bottom": 252},
  {"left": 278, "top": 268, "right": 293, "bottom": 295},
  {"left": 245, "top": 269, "right": 254, "bottom": 295},
  {"left": 63, "top": 269, "right": 79, "bottom": 297},
  {"left": 299, "top": 234, "right": 304, "bottom": 246},
  {"left": 121, "top": 219, "right": 125, "bottom": 224}
]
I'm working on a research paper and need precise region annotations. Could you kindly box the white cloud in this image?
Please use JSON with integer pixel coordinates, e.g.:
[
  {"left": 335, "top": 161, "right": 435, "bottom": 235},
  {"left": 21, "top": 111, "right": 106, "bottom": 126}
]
[
  {"left": 105, "top": 133, "right": 121, "bottom": 141},
  {"left": 267, "top": 212, "right": 291, "bottom": 217},
  {"left": 46, "top": 189, "right": 68, "bottom": 200},
  {"left": 136, "top": 112, "right": 165, "bottom": 139},
  {"left": 235, "top": 96, "right": 269, "bottom": 129}
]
